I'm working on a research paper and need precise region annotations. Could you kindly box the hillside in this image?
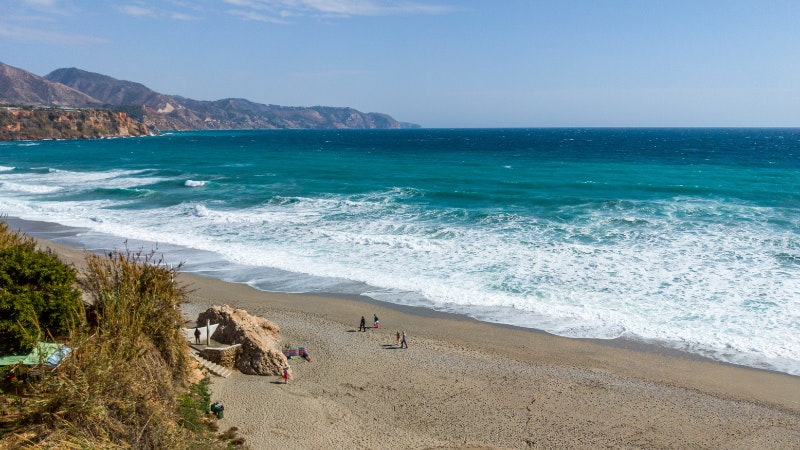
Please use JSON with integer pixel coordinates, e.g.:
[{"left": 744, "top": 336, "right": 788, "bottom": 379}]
[
  {"left": 0, "top": 62, "right": 102, "bottom": 107},
  {"left": 0, "top": 105, "right": 151, "bottom": 141},
  {"left": 0, "top": 61, "right": 419, "bottom": 134},
  {"left": 45, "top": 67, "right": 419, "bottom": 130}
]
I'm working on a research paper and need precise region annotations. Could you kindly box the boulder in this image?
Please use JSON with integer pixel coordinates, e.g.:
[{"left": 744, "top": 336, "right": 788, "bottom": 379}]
[{"left": 196, "top": 305, "right": 289, "bottom": 376}]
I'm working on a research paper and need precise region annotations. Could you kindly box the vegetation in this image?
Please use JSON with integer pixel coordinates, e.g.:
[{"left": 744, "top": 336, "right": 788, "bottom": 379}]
[
  {"left": 0, "top": 224, "right": 243, "bottom": 449},
  {"left": 0, "top": 222, "right": 83, "bottom": 354},
  {"left": 0, "top": 105, "right": 149, "bottom": 141}
]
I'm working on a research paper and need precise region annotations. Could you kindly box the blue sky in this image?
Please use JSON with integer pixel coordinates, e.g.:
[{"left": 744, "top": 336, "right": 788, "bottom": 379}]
[{"left": 2, "top": 0, "right": 799, "bottom": 128}]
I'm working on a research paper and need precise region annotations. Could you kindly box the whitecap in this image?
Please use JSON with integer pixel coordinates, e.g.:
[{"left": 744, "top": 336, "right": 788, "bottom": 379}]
[
  {"left": 192, "top": 204, "right": 210, "bottom": 217},
  {"left": 0, "top": 181, "right": 62, "bottom": 194},
  {"left": 185, "top": 180, "right": 207, "bottom": 187}
]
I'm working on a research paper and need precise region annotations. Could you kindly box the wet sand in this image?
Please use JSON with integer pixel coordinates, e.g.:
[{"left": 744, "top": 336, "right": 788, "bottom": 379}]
[{"left": 36, "top": 237, "right": 800, "bottom": 449}]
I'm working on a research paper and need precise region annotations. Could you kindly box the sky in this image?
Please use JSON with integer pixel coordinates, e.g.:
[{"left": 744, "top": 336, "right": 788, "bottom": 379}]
[{"left": 1, "top": 0, "right": 799, "bottom": 128}]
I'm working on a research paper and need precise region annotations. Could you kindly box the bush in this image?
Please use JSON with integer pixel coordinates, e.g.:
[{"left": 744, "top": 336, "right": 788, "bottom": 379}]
[
  {"left": 0, "top": 225, "right": 231, "bottom": 449},
  {"left": 0, "top": 226, "right": 83, "bottom": 355},
  {"left": 80, "top": 249, "right": 190, "bottom": 381}
]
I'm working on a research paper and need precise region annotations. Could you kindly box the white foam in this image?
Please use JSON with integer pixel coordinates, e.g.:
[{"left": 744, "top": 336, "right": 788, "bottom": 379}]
[
  {"left": 192, "top": 205, "right": 210, "bottom": 217},
  {"left": 0, "top": 181, "right": 62, "bottom": 194},
  {"left": 0, "top": 168, "right": 173, "bottom": 195},
  {"left": 185, "top": 180, "right": 207, "bottom": 187},
  {"left": 0, "top": 166, "right": 14, "bottom": 171},
  {"left": 2, "top": 184, "right": 799, "bottom": 375}
]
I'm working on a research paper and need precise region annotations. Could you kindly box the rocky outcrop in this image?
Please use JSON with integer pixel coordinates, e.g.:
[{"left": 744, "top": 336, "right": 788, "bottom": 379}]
[
  {"left": 0, "top": 106, "right": 152, "bottom": 141},
  {"left": 196, "top": 305, "right": 289, "bottom": 376}
]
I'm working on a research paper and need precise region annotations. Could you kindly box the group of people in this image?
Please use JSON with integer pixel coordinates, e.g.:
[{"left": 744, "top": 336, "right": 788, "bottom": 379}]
[
  {"left": 358, "top": 314, "right": 408, "bottom": 348},
  {"left": 396, "top": 330, "right": 408, "bottom": 348},
  {"left": 358, "top": 314, "right": 380, "bottom": 331}
]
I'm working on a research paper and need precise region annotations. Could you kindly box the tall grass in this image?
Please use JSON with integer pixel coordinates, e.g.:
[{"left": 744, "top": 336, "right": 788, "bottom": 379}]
[
  {"left": 80, "top": 250, "right": 190, "bottom": 382},
  {"left": 0, "top": 236, "right": 227, "bottom": 449}
]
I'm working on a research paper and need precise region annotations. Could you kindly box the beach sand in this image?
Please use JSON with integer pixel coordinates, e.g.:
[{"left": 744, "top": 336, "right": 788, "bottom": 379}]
[{"left": 38, "top": 238, "right": 800, "bottom": 449}]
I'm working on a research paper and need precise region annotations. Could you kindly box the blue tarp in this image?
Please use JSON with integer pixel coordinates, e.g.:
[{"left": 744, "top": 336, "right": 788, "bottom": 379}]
[{"left": 0, "top": 342, "right": 71, "bottom": 367}]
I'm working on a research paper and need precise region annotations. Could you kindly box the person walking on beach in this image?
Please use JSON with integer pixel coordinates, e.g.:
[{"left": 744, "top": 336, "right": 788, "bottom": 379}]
[
  {"left": 283, "top": 366, "right": 290, "bottom": 384},
  {"left": 396, "top": 330, "right": 401, "bottom": 347},
  {"left": 373, "top": 314, "right": 379, "bottom": 328},
  {"left": 194, "top": 327, "right": 201, "bottom": 344},
  {"left": 359, "top": 316, "right": 366, "bottom": 332},
  {"left": 400, "top": 330, "right": 408, "bottom": 348}
]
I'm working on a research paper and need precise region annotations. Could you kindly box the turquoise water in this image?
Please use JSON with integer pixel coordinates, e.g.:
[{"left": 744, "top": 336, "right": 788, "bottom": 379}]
[{"left": 1, "top": 128, "right": 799, "bottom": 374}]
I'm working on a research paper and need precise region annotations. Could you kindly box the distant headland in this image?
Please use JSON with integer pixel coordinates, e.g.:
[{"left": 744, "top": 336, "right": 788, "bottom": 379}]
[{"left": 0, "top": 61, "right": 419, "bottom": 140}]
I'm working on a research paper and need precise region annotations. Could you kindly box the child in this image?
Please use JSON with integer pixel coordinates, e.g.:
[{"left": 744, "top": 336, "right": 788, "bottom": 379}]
[{"left": 283, "top": 366, "right": 290, "bottom": 384}]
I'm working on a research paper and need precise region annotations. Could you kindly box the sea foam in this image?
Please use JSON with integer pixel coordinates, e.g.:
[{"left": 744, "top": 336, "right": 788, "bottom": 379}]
[{"left": 1, "top": 129, "right": 798, "bottom": 376}]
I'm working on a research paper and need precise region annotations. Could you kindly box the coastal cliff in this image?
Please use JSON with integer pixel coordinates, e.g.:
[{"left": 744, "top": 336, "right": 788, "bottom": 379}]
[
  {"left": 45, "top": 68, "right": 419, "bottom": 130},
  {"left": 0, "top": 106, "right": 151, "bottom": 141},
  {"left": 0, "top": 61, "right": 420, "bottom": 134}
]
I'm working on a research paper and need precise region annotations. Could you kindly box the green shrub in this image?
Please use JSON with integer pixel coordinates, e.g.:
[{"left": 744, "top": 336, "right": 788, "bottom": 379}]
[
  {"left": 177, "top": 378, "right": 212, "bottom": 433},
  {"left": 0, "top": 224, "right": 231, "bottom": 449},
  {"left": 0, "top": 228, "right": 83, "bottom": 354}
]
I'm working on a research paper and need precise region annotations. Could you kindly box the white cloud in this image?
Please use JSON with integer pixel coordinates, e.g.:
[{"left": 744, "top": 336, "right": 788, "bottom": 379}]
[
  {"left": 117, "top": 3, "right": 200, "bottom": 20},
  {"left": 118, "top": 5, "right": 156, "bottom": 17},
  {"left": 301, "top": 0, "right": 454, "bottom": 16},
  {"left": 0, "top": 22, "right": 109, "bottom": 46},
  {"left": 0, "top": 1, "right": 108, "bottom": 46},
  {"left": 222, "top": 0, "right": 455, "bottom": 21},
  {"left": 16, "top": 0, "right": 74, "bottom": 16},
  {"left": 21, "top": 0, "right": 60, "bottom": 9},
  {"left": 227, "top": 9, "right": 290, "bottom": 24},
  {"left": 22, "top": 0, "right": 60, "bottom": 11},
  {"left": 169, "top": 11, "right": 200, "bottom": 20}
]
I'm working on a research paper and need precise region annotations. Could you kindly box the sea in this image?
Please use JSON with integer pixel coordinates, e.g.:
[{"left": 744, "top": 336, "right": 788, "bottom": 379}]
[{"left": 1, "top": 128, "right": 798, "bottom": 375}]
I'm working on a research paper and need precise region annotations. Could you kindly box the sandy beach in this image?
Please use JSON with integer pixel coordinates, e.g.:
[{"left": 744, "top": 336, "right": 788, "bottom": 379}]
[{"left": 38, "top": 238, "right": 800, "bottom": 449}]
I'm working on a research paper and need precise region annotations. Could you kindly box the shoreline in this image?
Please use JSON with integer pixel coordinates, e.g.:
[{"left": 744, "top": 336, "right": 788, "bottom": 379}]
[
  {"left": 27, "top": 231, "right": 800, "bottom": 448},
  {"left": 7, "top": 215, "right": 793, "bottom": 378}
]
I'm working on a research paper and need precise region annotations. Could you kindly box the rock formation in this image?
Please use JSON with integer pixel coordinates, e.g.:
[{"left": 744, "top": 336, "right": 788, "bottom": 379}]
[
  {"left": 196, "top": 305, "right": 289, "bottom": 376},
  {"left": 0, "top": 106, "right": 151, "bottom": 141}
]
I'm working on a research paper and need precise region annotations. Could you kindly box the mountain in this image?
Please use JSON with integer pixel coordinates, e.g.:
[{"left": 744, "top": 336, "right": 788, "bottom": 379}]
[
  {"left": 0, "top": 62, "right": 152, "bottom": 140},
  {"left": 0, "top": 62, "right": 102, "bottom": 107},
  {"left": 44, "top": 67, "right": 419, "bottom": 130}
]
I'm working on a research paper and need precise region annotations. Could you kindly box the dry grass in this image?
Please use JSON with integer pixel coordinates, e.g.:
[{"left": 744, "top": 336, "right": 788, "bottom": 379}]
[{"left": 0, "top": 242, "right": 232, "bottom": 449}]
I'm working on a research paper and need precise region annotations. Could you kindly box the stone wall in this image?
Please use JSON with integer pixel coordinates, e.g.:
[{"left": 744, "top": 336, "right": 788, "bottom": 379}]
[{"left": 201, "top": 344, "right": 242, "bottom": 368}]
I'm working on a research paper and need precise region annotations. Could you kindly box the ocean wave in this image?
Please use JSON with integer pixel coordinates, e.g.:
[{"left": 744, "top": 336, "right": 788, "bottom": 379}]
[
  {"left": 185, "top": 180, "right": 207, "bottom": 187},
  {"left": 0, "top": 181, "right": 63, "bottom": 194},
  {"left": 2, "top": 129, "right": 799, "bottom": 376},
  {"left": 192, "top": 205, "right": 210, "bottom": 217}
]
